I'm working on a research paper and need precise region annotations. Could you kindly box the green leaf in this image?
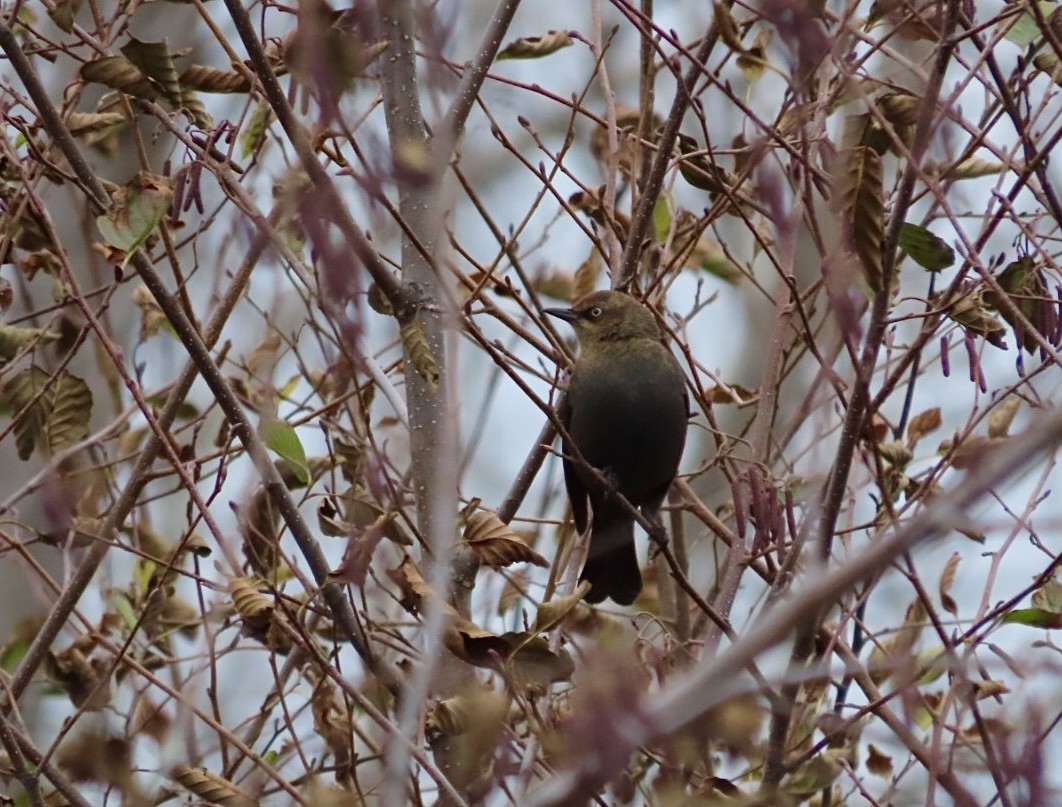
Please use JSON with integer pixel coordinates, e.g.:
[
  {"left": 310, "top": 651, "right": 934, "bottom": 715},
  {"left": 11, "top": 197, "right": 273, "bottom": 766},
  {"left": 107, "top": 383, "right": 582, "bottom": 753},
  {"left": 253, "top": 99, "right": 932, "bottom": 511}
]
[
  {"left": 111, "top": 591, "right": 138, "bottom": 630},
  {"left": 1002, "top": 608, "right": 1062, "bottom": 628},
  {"left": 263, "top": 420, "right": 309, "bottom": 484},
  {"left": 899, "top": 222, "right": 955, "bottom": 271},
  {"left": 652, "top": 197, "right": 671, "bottom": 241},
  {"left": 0, "top": 635, "right": 31, "bottom": 672},
  {"left": 1003, "top": 2, "right": 1058, "bottom": 47}
]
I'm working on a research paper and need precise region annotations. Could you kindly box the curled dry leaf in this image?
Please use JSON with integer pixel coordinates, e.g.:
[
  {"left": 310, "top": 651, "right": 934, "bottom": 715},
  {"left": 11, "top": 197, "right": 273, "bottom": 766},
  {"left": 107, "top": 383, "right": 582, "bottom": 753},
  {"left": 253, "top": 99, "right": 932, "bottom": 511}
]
[
  {"left": 444, "top": 607, "right": 574, "bottom": 686},
  {"left": 938, "top": 551, "right": 960, "bottom": 616},
  {"left": 463, "top": 507, "right": 549, "bottom": 569},
  {"left": 906, "top": 406, "right": 942, "bottom": 448},
  {"left": 228, "top": 576, "right": 273, "bottom": 632},
  {"left": 171, "top": 764, "right": 256, "bottom": 807},
  {"left": 834, "top": 145, "right": 885, "bottom": 293},
  {"left": 399, "top": 317, "right": 440, "bottom": 389},
  {"left": 80, "top": 55, "right": 158, "bottom": 99},
  {"left": 497, "top": 29, "right": 573, "bottom": 60},
  {"left": 387, "top": 554, "right": 435, "bottom": 613}
]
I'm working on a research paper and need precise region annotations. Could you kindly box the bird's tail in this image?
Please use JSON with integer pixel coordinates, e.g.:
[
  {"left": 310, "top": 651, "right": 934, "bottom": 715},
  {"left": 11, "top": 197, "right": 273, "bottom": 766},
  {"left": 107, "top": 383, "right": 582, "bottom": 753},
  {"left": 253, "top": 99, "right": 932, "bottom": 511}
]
[{"left": 580, "top": 510, "right": 640, "bottom": 605}]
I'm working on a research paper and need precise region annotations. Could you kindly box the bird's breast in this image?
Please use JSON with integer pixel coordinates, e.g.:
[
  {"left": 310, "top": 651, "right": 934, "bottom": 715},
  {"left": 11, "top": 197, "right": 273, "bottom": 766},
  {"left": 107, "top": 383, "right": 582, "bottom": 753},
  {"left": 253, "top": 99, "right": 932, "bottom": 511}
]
[{"left": 566, "top": 343, "right": 687, "bottom": 501}]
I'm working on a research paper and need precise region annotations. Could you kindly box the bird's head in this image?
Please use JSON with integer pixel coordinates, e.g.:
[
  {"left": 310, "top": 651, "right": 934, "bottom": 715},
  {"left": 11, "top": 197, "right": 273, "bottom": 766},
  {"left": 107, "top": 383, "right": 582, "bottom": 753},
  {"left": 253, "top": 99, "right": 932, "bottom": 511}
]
[{"left": 544, "top": 290, "right": 662, "bottom": 345}]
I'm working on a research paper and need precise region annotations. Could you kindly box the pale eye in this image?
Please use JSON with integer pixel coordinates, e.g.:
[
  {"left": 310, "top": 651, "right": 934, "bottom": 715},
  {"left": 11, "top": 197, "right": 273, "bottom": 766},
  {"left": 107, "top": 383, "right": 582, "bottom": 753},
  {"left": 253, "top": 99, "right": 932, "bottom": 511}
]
[{"left": 588, "top": 306, "right": 603, "bottom": 319}]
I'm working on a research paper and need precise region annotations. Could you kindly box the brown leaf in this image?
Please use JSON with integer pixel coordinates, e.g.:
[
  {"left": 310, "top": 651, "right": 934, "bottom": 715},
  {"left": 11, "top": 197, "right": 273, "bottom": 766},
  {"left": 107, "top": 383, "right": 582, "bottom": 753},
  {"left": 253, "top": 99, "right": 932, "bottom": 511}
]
[
  {"left": 532, "top": 583, "right": 592, "bottom": 633},
  {"left": 399, "top": 317, "right": 440, "bottom": 389},
  {"left": 80, "top": 55, "right": 158, "bottom": 99},
  {"left": 228, "top": 576, "right": 273, "bottom": 632},
  {"left": 444, "top": 610, "right": 574, "bottom": 685},
  {"left": 58, "top": 731, "right": 133, "bottom": 789},
  {"left": 834, "top": 146, "right": 884, "bottom": 292},
  {"left": 572, "top": 248, "right": 602, "bottom": 301},
  {"left": 987, "top": 395, "right": 1021, "bottom": 438},
  {"left": 427, "top": 688, "right": 509, "bottom": 800},
  {"left": 45, "top": 641, "right": 110, "bottom": 710},
  {"left": 171, "top": 764, "right": 255, "bottom": 807},
  {"left": 463, "top": 507, "right": 548, "bottom": 569},
  {"left": 1, "top": 365, "right": 93, "bottom": 460},
  {"left": 938, "top": 551, "right": 960, "bottom": 616},
  {"left": 866, "top": 743, "right": 893, "bottom": 777},
  {"left": 327, "top": 512, "right": 394, "bottom": 586},
  {"left": 906, "top": 406, "right": 942, "bottom": 447},
  {"left": 387, "top": 554, "right": 434, "bottom": 614},
  {"left": 179, "top": 64, "right": 251, "bottom": 93}
]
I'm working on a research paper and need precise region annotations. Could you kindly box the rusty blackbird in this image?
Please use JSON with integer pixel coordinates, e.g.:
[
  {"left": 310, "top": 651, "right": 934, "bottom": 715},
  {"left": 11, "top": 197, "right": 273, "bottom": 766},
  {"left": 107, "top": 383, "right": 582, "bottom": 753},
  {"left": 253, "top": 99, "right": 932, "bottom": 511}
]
[{"left": 546, "top": 291, "right": 687, "bottom": 605}]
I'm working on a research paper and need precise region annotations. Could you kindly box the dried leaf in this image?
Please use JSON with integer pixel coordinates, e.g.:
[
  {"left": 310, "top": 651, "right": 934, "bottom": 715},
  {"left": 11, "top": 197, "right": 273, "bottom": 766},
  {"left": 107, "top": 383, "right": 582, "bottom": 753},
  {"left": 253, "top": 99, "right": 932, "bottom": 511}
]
[
  {"left": 399, "top": 317, "right": 440, "bottom": 389},
  {"left": 463, "top": 507, "right": 548, "bottom": 569},
  {"left": 938, "top": 552, "right": 960, "bottom": 616},
  {"left": 866, "top": 743, "right": 893, "bottom": 777},
  {"left": 427, "top": 688, "right": 509, "bottom": 799},
  {"left": 387, "top": 554, "right": 434, "bottom": 613},
  {"left": 64, "top": 110, "right": 126, "bottom": 136},
  {"left": 906, "top": 407, "right": 942, "bottom": 447},
  {"left": 80, "top": 55, "right": 158, "bottom": 99},
  {"left": 1032, "top": 578, "right": 1062, "bottom": 613},
  {"left": 96, "top": 173, "right": 173, "bottom": 266},
  {"left": 130, "top": 283, "right": 168, "bottom": 341},
  {"left": 532, "top": 584, "right": 592, "bottom": 633},
  {"left": 573, "top": 249, "right": 601, "bottom": 300},
  {"left": 497, "top": 30, "right": 573, "bottom": 60},
  {"left": 327, "top": 512, "right": 394, "bottom": 587},
  {"left": 57, "top": 731, "right": 133, "bottom": 789},
  {"left": 171, "top": 764, "right": 255, "bottom": 807},
  {"left": 783, "top": 749, "right": 845, "bottom": 796},
  {"left": 988, "top": 396, "right": 1021, "bottom": 438},
  {"left": 944, "top": 156, "right": 1006, "bottom": 180},
  {"left": 179, "top": 64, "right": 250, "bottom": 93},
  {"left": 228, "top": 576, "right": 272, "bottom": 631},
  {"left": 1, "top": 365, "right": 93, "bottom": 460},
  {"left": 120, "top": 38, "right": 181, "bottom": 104},
  {"left": 534, "top": 270, "right": 575, "bottom": 302},
  {"left": 444, "top": 611, "right": 574, "bottom": 685},
  {"left": 0, "top": 323, "right": 58, "bottom": 368},
  {"left": 713, "top": 1, "right": 745, "bottom": 52},
  {"left": 947, "top": 292, "right": 1008, "bottom": 348},
  {"left": 835, "top": 146, "right": 885, "bottom": 292}
]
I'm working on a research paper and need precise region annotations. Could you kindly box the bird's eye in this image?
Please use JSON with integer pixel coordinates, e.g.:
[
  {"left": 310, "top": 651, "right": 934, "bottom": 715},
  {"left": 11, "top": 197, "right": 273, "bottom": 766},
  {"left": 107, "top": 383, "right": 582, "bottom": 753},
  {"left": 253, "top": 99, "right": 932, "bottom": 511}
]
[{"left": 588, "top": 306, "right": 603, "bottom": 319}]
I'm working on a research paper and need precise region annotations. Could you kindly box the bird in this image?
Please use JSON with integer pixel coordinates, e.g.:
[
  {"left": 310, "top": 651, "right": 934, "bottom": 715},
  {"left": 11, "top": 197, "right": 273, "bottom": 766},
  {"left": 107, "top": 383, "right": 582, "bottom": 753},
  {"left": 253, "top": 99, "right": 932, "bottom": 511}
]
[{"left": 545, "top": 290, "right": 688, "bottom": 605}]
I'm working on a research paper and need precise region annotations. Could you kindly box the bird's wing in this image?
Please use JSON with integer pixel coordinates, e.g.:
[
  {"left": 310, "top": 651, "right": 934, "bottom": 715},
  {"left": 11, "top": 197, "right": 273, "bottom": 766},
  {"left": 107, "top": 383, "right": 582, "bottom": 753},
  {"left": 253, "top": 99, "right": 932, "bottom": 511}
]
[{"left": 557, "top": 393, "right": 589, "bottom": 533}]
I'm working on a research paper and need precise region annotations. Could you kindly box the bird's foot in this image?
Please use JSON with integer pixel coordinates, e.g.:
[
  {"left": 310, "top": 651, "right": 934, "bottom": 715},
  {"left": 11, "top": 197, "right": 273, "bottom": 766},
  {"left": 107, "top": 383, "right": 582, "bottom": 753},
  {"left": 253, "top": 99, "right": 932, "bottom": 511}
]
[{"left": 645, "top": 514, "right": 669, "bottom": 559}]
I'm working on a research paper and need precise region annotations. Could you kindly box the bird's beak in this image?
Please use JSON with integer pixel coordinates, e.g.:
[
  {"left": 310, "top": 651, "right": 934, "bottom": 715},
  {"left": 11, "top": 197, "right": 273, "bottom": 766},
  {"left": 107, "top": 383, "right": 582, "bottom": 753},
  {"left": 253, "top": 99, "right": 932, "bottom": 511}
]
[{"left": 544, "top": 307, "right": 579, "bottom": 323}]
